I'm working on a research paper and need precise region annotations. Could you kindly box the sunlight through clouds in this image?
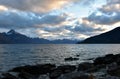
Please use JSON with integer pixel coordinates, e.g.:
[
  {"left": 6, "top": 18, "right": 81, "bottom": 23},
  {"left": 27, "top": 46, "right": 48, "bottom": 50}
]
[
  {"left": 0, "top": 5, "right": 8, "bottom": 11},
  {"left": 0, "top": 0, "right": 119, "bottom": 40}
]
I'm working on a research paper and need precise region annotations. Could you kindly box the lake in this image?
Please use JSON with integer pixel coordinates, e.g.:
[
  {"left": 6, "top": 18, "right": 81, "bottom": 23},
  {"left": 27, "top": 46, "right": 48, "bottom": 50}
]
[{"left": 0, "top": 44, "right": 120, "bottom": 72}]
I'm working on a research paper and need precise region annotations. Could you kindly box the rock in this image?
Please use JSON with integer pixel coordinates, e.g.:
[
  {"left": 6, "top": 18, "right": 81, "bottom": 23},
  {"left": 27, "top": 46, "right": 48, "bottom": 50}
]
[
  {"left": 18, "top": 71, "right": 36, "bottom": 79},
  {"left": 105, "top": 54, "right": 114, "bottom": 58},
  {"left": 91, "top": 64, "right": 106, "bottom": 72},
  {"left": 1, "top": 73, "right": 18, "bottom": 79},
  {"left": 106, "top": 62, "right": 117, "bottom": 71},
  {"left": 58, "top": 71, "right": 94, "bottom": 79},
  {"left": 49, "top": 69, "right": 62, "bottom": 79},
  {"left": 10, "top": 64, "right": 56, "bottom": 75},
  {"left": 76, "top": 54, "right": 80, "bottom": 57},
  {"left": 94, "top": 54, "right": 115, "bottom": 65},
  {"left": 115, "top": 54, "right": 120, "bottom": 66},
  {"left": 78, "top": 62, "right": 94, "bottom": 71},
  {"left": 49, "top": 65, "right": 76, "bottom": 79},
  {"left": 64, "top": 57, "right": 79, "bottom": 61},
  {"left": 87, "top": 58, "right": 94, "bottom": 60},
  {"left": 104, "top": 76, "right": 120, "bottom": 79},
  {"left": 117, "top": 60, "right": 120, "bottom": 66},
  {"left": 94, "top": 57, "right": 105, "bottom": 65},
  {"left": 107, "top": 63, "right": 120, "bottom": 77},
  {"left": 57, "top": 65, "right": 76, "bottom": 74},
  {"left": 38, "top": 75, "right": 50, "bottom": 79}
]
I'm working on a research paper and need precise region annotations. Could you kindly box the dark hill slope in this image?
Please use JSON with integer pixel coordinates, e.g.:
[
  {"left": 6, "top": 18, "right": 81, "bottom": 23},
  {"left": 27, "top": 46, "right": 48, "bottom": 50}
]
[{"left": 78, "top": 27, "right": 120, "bottom": 44}]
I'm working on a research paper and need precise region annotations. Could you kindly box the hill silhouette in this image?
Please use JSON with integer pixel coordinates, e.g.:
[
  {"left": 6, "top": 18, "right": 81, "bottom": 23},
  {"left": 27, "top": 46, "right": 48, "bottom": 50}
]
[{"left": 78, "top": 27, "right": 120, "bottom": 44}]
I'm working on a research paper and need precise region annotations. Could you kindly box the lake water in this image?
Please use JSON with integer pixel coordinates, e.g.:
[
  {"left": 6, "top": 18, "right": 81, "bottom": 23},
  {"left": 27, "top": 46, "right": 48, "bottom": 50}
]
[{"left": 0, "top": 44, "right": 120, "bottom": 72}]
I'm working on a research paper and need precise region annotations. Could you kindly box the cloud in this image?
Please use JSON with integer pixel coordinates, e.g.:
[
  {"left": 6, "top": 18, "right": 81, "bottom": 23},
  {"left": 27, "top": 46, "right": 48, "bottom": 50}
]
[
  {"left": 0, "top": 10, "right": 39, "bottom": 29},
  {"left": 107, "top": 0, "right": 120, "bottom": 4},
  {"left": 0, "top": 5, "right": 8, "bottom": 11},
  {"left": 34, "top": 19, "right": 106, "bottom": 40},
  {"left": 0, "top": 0, "right": 111, "bottom": 40},
  {"left": 72, "top": 24, "right": 104, "bottom": 33},
  {"left": 36, "top": 28, "right": 88, "bottom": 40},
  {"left": 0, "top": 10, "right": 67, "bottom": 29},
  {"left": 38, "top": 14, "right": 67, "bottom": 26},
  {"left": 0, "top": 0, "right": 79, "bottom": 13},
  {"left": 87, "top": 11, "right": 120, "bottom": 25},
  {"left": 65, "top": 20, "right": 105, "bottom": 35},
  {"left": 100, "top": 0, "right": 120, "bottom": 13},
  {"left": 84, "top": 0, "right": 120, "bottom": 25}
]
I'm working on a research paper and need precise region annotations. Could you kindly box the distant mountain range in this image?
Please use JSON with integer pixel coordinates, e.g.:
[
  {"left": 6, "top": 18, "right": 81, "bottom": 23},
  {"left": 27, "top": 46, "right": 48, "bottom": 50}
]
[
  {"left": 0, "top": 29, "right": 78, "bottom": 44},
  {"left": 78, "top": 27, "right": 120, "bottom": 44}
]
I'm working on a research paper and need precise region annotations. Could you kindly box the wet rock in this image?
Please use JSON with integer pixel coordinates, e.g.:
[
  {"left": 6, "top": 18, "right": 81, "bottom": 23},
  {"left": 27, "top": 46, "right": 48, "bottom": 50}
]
[
  {"left": 49, "top": 65, "right": 76, "bottom": 79},
  {"left": 38, "top": 75, "right": 50, "bottom": 79},
  {"left": 115, "top": 54, "right": 120, "bottom": 66},
  {"left": 1, "top": 73, "right": 18, "bottom": 79},
  {"left": 78, "top": 62, "right": 94, "bottom": 71},
  {"left": 106, "top": 62, "right": 117, "bottom": 70},
  {"left": 57, "top": 65, "right": 76, "bottom": 74},
  {"left": 104, "top": 76, "right": 120, "bottom": 79},
  {"left": 107, "top": 63, "right": 120, "bottom": 77},
  {"left": 10, "top": 64, "right": 56, "bottom": 75},
  {"left": 49, "top": 69, "right": 62, "bottom": 79},
  {"left": 76, "top": 54, "right": 80, "bottom": 57},
  {"left": 87, "top": 58, "right": 94, "bottom": 60},
  {"left": 64, "top": 57, "right": 79, "bottom": 61},
  {"left": 58, "top": 71, "right": 94, "bottom": 79},
  {"left": 18, "top": 71, "right": 36, "bottom": 79},
  {"left": 78, "top": 61, "right": 107, "bottom": 73},
  {"left": 91, "top": 64, "right": 106, "bottom": 72},
  {"left": 94, "top": 54, "right": 115, "bottom": 65},
  {"left": 94, "top": 57, "right": 105, "bottom": 65},
  {"left": 117, "top": 60, "right": 120, "bottom": 66}
]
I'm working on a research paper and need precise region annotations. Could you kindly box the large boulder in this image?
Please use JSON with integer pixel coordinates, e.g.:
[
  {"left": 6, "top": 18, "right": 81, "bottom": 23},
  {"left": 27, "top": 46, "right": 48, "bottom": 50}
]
[
  {"left": 94, "top": 54, "right": 115, "bottom": 65},
  {"left": 107, "top": 63, "right": 120, "bottom": 77},
  {"left": 56, "top": 65, "right": 76, "bottom": 74},
  {"left": 58, "top": 71, "right": 94, "bottom": 79},
  {"left": 49, "top": 69, "right": 63, "bottom": 79},
  {"left": 64, "top": 57, "right": 79, "bottom": 61},
  {"left": 49, "top": 65, "right": 76, "bottom": 79},
  {"left": 10, "top": 64, "right": 56, "bottom": 75},
  {"left": 114, "top": 54, "right": 120, "bottom": 66},
  {"left": 18, "top": 71, "right": 36, "bottom": 79},
  {"left": 38, "top": 75, "right": 50, "bottom": 79},
  {"left": 78, "top": 62, "right": 94, "bottom": 72},
  {"left": 1, "top": 73, "right": 18, "bottom": 79}
]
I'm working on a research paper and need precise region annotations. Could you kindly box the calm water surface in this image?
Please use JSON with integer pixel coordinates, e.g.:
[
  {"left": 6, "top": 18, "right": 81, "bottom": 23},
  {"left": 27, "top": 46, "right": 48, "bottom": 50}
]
[{"left": 0, "top": 44, "right": 120, "bottom": 72}]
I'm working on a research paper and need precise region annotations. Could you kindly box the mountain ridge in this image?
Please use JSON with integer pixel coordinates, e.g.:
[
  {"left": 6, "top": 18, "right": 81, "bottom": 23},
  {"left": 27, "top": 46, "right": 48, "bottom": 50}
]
[
  {"left": 78, "top": 27, "right": 120, "bottom": 44},
  {"left": 0, "top": 29, "right": 78, "bottom": 44}
]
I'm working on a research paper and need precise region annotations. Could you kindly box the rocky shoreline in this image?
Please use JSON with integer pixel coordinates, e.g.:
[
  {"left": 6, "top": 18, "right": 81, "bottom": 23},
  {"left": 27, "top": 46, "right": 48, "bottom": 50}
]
[{"left": 1, "top": 54, "right": 120, "bottom": 79}]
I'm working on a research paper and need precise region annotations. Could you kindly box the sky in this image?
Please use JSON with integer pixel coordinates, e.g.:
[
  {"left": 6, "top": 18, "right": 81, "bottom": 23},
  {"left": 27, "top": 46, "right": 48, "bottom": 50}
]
[{"left": 0, "top": 0, "right": 119, "bottom": 40}]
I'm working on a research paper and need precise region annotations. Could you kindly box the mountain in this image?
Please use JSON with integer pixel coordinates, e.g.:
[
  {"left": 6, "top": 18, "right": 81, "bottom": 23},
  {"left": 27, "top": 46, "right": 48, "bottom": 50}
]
[
  {"left": 0, "top": 29, "right": 77, "bottom": 44},
  {"left": 78, "top": 27, "right": 120, "bottom": 44}
]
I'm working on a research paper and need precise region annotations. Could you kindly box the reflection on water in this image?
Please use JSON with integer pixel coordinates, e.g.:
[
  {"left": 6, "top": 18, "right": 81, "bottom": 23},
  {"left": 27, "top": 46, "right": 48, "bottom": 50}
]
[{"left": 0, "top": 44, "right": 120, "bottom": 72}]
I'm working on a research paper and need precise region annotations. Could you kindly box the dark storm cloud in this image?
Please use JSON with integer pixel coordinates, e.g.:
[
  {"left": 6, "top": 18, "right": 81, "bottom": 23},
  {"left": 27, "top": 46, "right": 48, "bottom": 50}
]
[
  {"left": 65, "top": 22, "right": 105, "bottom": 34},
  {"left": 0, "top": 10, "right": 67, "bottom": 29},
  {"left": 0, "top": 11, "right": 39, "bottom": 29},
  {"left": 39, "top": 14, "right": 67, "bottom": 25},
  {"left": 85, "top": 0, "right": 120, "bottom": 25},
  {"left": 72, "top": 24, "right": 104, "bottom": 33},
  {"left": 87, "top": 12, "right": 120, "bottom": 25}
]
